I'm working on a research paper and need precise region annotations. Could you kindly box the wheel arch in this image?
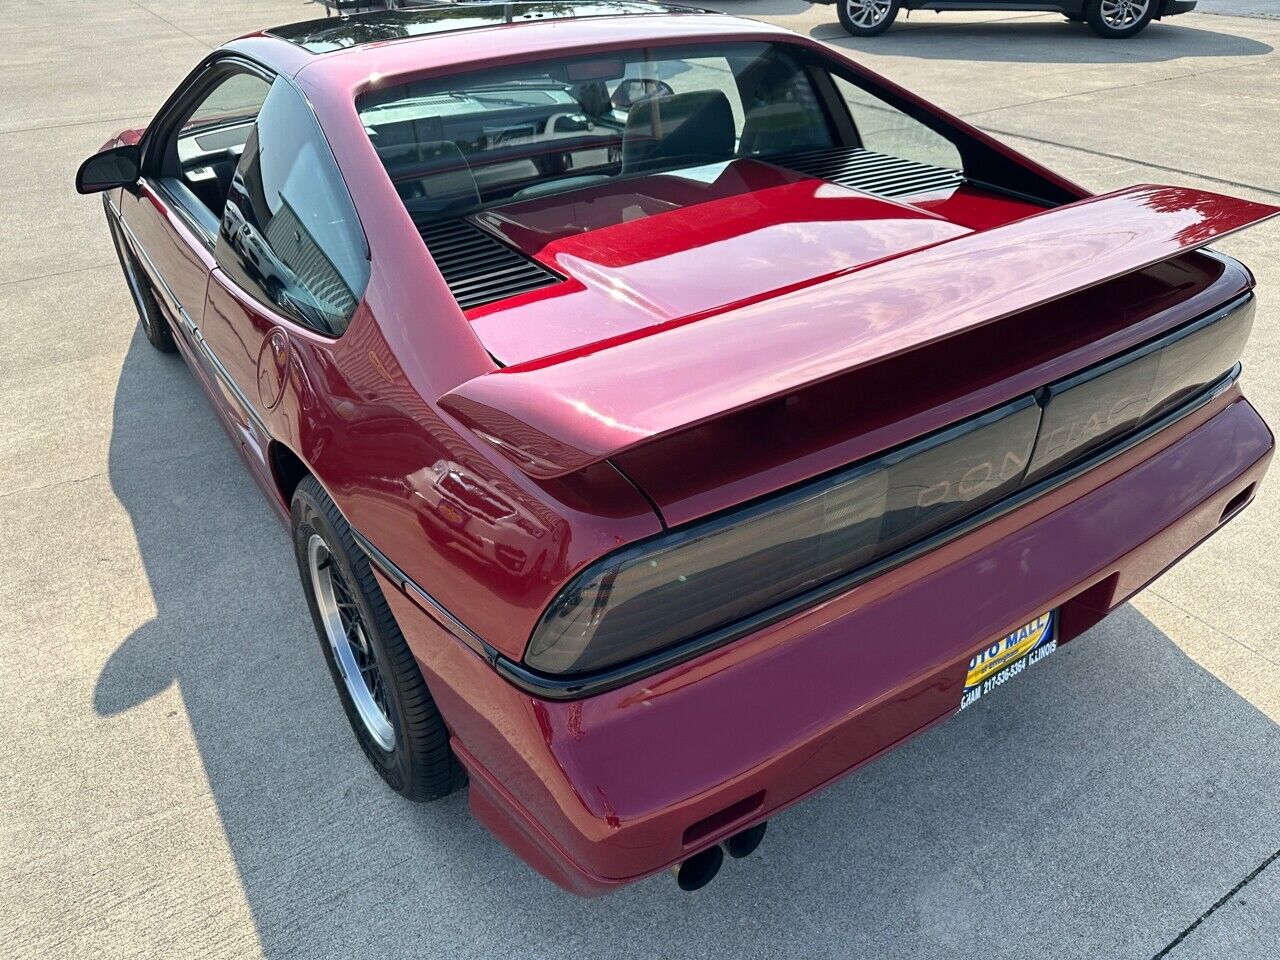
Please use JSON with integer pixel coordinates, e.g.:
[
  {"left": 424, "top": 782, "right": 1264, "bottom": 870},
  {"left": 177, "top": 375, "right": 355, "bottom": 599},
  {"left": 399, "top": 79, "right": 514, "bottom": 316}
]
[{"left": 269, "top": 440, "right": 314, "bottom": 509}]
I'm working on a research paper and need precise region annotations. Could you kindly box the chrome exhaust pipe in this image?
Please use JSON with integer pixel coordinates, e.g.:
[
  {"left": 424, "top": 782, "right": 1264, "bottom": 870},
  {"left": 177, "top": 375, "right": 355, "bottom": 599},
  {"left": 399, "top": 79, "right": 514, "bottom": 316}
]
[
  {"left": 670, "top": 844, "right": 724, "bottom": 891},
  {"left": 723, "top": 820, "right": 767, "bottom": 859}
]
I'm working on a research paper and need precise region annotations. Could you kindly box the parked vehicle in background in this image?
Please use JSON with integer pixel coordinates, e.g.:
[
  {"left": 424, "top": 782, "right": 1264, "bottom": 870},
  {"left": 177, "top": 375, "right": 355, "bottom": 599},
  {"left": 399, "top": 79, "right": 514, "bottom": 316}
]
[
  {"left": 827, "top": 0, "right": 1198, "bottom": 38},
  {"left": 77, "top": 1, "right": 1274, "bottom": 896}
]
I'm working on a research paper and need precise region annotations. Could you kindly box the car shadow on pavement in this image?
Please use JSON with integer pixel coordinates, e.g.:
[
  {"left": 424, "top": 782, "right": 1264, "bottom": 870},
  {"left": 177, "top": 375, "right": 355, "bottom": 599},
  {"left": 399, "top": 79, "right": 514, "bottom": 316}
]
[
  {"left": 94, "top": 329, "right": 1280, "bottom": 959},
  {"left": 808, "top": 17, "right": 1272, "bottom": 62}
]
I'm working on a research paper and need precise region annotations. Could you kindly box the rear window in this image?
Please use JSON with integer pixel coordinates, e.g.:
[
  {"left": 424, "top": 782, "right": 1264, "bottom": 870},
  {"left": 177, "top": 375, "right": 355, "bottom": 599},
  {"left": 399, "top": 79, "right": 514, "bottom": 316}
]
[{"left": 357, "top": 42, "right": 835, "bottom": 219}]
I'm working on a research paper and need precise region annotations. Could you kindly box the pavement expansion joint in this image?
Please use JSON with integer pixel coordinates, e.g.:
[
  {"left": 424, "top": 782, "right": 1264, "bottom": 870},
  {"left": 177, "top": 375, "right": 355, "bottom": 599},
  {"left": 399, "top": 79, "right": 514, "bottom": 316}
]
[{"left": 1151, "top": 846, "right": 1280, "bottom": 959}]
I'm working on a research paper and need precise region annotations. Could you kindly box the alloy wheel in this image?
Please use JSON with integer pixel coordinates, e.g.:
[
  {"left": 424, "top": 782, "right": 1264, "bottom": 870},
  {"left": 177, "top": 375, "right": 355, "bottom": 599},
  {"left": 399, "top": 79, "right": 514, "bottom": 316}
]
[
  {"left": 845, "top": 0, "right": 892, "bottom": 28},
  {"left": 1100, "top": 0, "right": 1150, "bottom": 28},
  {"left": 307, "top": 534, "right": 396, "bottom": 751}
]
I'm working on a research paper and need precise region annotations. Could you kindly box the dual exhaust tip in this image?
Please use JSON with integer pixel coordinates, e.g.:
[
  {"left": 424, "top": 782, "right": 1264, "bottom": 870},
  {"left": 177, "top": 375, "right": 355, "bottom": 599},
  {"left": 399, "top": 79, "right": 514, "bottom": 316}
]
[{"left": 671, "top": 821, "right": 767, "bottom": 891}]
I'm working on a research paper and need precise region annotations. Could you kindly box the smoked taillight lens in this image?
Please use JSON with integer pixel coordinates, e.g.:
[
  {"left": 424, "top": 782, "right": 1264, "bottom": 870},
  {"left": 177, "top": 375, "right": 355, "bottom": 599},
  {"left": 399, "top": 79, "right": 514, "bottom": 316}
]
[
  {"left": 1025, "top": 296, "right": 1253, "bottom": 482},
  {"left": 526, "top": 398, "right": 1041, "bottom": 675},
  {"left": 524, "top": 295, "right": 1251, "bottom": 681}
]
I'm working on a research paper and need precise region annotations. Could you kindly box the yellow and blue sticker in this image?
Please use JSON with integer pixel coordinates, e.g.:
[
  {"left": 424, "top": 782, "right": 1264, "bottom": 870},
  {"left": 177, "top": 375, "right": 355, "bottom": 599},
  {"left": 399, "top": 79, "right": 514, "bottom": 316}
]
[{"left": 958, "top": 611, "right": 1056, "bottom": 711}]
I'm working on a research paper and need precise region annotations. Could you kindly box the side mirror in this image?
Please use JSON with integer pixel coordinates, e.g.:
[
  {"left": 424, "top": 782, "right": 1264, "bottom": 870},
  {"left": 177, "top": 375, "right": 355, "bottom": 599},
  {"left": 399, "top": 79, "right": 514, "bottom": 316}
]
[{"left": 75, "top": 144, "right": 141, "bottom": 195}]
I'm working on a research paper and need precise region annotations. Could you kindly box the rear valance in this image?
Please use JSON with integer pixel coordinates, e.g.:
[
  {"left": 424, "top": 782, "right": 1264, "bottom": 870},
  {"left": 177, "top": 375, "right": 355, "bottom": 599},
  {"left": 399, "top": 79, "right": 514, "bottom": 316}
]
[{"left": 440, "top": 185, "right": 1278, "bottom": 479}]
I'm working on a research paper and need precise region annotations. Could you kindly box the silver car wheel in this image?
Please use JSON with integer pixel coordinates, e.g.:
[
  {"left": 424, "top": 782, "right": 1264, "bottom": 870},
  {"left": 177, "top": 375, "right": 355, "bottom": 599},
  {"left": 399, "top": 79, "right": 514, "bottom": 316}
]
[
  {"left": 307, "top": 534, "right": 396, "bottom": 751},
  {"left": 845, "top": 0, "right": 892, "bottom": 28},
  {"left": 1100, "top": 0, "right": 1150, "bottom": 28}
]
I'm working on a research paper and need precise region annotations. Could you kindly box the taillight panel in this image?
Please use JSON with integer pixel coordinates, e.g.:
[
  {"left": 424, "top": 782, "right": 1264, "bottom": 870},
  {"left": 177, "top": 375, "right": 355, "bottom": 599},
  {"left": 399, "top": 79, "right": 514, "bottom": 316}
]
[
  {"left": 1026, "top": 295, "right": 1254, "bottom": 482},
  {"left": 518, "top": 293, "right": 1255, "bottom": 687}
]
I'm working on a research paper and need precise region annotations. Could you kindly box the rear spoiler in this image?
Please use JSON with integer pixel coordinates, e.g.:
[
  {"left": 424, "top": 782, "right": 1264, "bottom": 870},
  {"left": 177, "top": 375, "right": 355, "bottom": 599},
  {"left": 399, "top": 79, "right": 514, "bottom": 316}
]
[{"left": 440, "top": 185, "right": 1278, "bottom": 479}]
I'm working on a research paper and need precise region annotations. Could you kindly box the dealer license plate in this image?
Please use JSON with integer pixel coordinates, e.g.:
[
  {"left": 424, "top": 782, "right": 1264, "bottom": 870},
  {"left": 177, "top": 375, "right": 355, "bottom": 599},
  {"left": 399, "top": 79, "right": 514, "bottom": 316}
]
[{"left": 958, "top": 611, "right": 1057, "bottom": 712}]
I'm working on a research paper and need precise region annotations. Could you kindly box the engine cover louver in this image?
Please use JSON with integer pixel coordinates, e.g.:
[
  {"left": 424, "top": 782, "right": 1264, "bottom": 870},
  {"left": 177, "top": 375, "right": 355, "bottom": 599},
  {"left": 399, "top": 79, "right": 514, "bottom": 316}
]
[
  {"left": 419, "top": 218, "right": 561, "bottom": 311},
  {"left": 773, "top": 146, "right": 964, "bottom": 199},
  {"left": 419, "top": 149, "right": 961, "bottom": 311}
]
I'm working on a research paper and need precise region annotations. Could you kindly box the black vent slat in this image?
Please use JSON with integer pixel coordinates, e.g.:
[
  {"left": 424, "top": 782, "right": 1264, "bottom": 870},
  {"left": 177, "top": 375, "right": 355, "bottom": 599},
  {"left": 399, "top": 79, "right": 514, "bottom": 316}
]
[
  {"left": 438, "top": 252, "right": 516, "bottom": 276},
  {"left": 423, "top": 229, "right": 488, "bottom": 249},
  {"left": 432, "top": 245, "right": 530, "bottom": 272},
  {"left": 418, "top": 217, "right": 560, "bottom": 310},
  {"left": 771, "top": 146, "right": 963, "bottom": 199},
  {"left": 420, "top": 227, "right": 473, "bottom": 245},
  {"left": 808, "top": 154, "right": 905, "bottom": 171},
  {"left": 421, "top": 224, "right": 499, "bottom": 247},
  {"left": 449, "top": 261, "right": 555, "bottom": 293},
  {"left": 427, "top": 240, "right": 503, "bottom": 263},
  {"left": 422, "top": 224, "right": 490, "bottom": 242},
  {"left": 791, "top": 160, "right": 956, "bottom": 186},
  {"left": 421, "top": 230, "right": 498, "bottom": 254},
  {"left": 456, "top": 275, "right": 559, "bottom": 310},
  {"left": 450, "top": 267, "right": 552, "bottom": 292},
  {"left": 445, "top": 260, "right": 534, "bottom": 287},
  {"left": 457, "top": 272, "right": 559, "bottom": 297},
  {"left": 421, "top": 217, "right": 480, "bottom": 235},
  {"left": 855, "top": 170, "right": 953, "bottom": 189}
]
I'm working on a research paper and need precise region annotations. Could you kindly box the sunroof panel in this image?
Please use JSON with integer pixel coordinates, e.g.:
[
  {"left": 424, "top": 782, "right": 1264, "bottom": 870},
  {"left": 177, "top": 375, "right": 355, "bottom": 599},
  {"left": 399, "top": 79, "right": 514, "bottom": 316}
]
[{"left": 268, "top": 2, "right": 701, "bottom": 54}]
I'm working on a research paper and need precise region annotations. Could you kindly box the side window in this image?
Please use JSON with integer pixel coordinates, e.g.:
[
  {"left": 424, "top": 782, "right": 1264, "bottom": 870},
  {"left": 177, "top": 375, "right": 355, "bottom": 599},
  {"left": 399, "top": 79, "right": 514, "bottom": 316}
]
[
  {"left": 216, "top": 79, "right": 370, "bottom": 336},
  {"left": 182, "top": 73, "right": 271, "bottom": 134},
  {"left": 734, "top": 49, "right": 833, "bottom": 159},
  {"left": 173, "top": 72, "right": 271, "bottom": 220},
  {"left": 830, "top": 75, "right": 962, "bottom": 172}
]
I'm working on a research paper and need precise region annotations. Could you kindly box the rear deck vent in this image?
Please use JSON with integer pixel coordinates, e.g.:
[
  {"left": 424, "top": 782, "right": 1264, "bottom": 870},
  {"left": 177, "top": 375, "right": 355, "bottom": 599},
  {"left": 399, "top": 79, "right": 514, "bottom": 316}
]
[
  {"left": 773, "top": 147, "right": 964, "bottom": 199},
  {"left": 418, "top": 218, "right": 561, "bottom": 311}
]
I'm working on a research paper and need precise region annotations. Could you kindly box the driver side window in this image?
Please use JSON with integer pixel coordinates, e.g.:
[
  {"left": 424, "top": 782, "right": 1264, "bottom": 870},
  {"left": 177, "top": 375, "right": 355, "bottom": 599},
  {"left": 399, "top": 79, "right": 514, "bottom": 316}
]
[
  {"left": 214, "top": 78, "right": 370, "bottom": 337},
  {"left": 172, "top": 71, "right": 271, "bottom": 223}
]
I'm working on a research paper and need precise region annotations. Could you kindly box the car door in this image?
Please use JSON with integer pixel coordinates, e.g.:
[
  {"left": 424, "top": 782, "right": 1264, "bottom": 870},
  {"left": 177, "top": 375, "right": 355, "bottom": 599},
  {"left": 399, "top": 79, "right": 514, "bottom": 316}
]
[
  {"left": 116, "top": 59, "right": 272, "bottom": 438},
  {"left": 201, "top": 76, "right": 371, "bottom": 486}
]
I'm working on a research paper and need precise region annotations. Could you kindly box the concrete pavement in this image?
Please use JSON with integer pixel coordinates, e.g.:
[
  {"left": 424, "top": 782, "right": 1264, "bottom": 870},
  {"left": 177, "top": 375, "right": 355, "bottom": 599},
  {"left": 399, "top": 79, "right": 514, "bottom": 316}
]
[
  {"left": 1201, "top": 2, "right": 1280, "bottom": 19},
  {"left": 2, "top": 2, "right": 1278, "bottom": 957}
]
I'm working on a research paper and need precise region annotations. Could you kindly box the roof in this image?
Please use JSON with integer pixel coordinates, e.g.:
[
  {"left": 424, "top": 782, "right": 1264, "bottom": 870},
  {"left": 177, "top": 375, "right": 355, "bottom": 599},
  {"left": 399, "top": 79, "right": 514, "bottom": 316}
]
[{"left": 266, "top": 1, "right": 710, "bottom": 54}]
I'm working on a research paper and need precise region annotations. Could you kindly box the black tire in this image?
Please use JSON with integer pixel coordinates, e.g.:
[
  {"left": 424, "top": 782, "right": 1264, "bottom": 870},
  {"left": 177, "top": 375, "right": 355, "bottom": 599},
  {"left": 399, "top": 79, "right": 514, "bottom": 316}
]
[
  {"left": 1085, "top": 0, "right": 1156, "bottom": 37},
  {"left": 291, "top": 476, "right": 464, "bottom": 801},
  {"left": 836, "top": 0, "right": 900, "bottom": 37},
  {"left": 105, "top": 200, "right": 176, "bottom": 353}
]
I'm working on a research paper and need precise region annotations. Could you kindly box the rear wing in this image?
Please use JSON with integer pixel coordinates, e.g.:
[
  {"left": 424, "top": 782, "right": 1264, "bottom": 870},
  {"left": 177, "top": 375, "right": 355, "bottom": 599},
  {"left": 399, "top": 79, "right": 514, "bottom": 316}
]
[{"left": 440, "top": 185, "right": 1278, "bottom": 479}]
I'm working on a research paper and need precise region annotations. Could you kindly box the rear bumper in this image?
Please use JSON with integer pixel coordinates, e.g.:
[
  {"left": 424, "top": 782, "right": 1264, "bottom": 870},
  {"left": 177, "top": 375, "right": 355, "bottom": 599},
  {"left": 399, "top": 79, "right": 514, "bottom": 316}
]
[
  {"left": 1161, "top": 1, "right": 1198, "bottom": 16},
  {"left": 378, "top": 388, "right": 1271, "bottom": 895}
]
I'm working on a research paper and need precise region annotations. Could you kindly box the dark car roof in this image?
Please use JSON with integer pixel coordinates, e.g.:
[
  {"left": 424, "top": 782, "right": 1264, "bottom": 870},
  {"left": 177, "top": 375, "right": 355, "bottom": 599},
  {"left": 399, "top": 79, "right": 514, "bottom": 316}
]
[{"left": 267, "top": 1, "right": 708, "bottom": 54}]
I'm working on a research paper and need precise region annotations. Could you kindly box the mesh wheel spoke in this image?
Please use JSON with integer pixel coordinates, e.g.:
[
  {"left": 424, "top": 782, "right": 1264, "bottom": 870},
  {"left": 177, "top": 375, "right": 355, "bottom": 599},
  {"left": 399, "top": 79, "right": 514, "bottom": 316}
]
[{"left": 307, "top": 533, "right": 396, "bottom": 751}]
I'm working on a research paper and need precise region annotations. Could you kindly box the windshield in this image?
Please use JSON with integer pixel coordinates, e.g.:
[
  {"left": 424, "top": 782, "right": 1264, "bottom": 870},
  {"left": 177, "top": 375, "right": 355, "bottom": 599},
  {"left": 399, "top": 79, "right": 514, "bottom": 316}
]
[{"left": 357, "top": 42, "right": 835, "bottom": 220}]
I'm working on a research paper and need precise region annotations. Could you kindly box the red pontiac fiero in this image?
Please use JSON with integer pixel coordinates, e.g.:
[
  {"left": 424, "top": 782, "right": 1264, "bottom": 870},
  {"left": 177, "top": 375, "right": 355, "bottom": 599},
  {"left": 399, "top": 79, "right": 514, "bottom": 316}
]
[{"left": 77, "top": 2, "right": 1277, "bottom": 894}]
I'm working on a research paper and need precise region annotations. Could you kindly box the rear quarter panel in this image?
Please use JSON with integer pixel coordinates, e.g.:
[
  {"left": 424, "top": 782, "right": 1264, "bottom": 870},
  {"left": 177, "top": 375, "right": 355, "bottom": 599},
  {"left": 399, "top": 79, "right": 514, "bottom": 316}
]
[{"left": 248, "top": 290, "right": 661, "bottom": 660}]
